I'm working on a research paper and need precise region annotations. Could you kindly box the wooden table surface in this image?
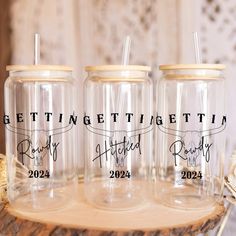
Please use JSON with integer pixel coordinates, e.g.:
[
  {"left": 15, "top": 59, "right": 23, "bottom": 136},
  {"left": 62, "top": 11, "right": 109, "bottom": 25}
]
[{"left": 0, "top": 183, "right": 226, "bottom": 236}]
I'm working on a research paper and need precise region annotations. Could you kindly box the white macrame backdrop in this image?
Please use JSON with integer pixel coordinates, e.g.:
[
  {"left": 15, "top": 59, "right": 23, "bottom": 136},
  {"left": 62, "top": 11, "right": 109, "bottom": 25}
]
[{"left": 10, "top": 0, "right": 236, "bottom": 234}]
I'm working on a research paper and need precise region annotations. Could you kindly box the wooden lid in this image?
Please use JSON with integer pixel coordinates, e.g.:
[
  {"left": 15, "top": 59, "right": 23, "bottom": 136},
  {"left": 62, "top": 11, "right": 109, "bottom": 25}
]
[
  {"left": 159, "top": 64, "right": 225, "bottom": 70},
  {"left": 85, "top": 65, "right": 151, "bottom": 72},
  {"left": 6, "top": 65, "right": 73, "bottom": 72}
]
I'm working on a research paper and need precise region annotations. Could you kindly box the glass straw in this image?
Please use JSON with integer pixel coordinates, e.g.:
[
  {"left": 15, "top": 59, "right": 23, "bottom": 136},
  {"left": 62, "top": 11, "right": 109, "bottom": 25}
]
[
  {"left": 114, "top": 36, "right": 132, "bottom": 110},
  {"left": 34, "top": 33, "right": 40, "bottom": 65},
  {"left": 116, "top": 36, "right": 132, "bottom": 110},
  {"left": 193, "top": 32, "right": 202, "bottom": 64},
  {"left": 122, "top": 36, "right": 131, "bottom": 65}
]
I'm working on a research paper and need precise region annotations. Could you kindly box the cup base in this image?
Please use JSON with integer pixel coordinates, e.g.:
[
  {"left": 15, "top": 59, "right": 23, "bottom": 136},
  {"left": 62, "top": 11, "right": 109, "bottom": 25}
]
[
  {"left": 85, "top": 179, "right": 148, "bottom": 211},
  {"left": 155, "top": 184, "right": 217, "bottom": 210},
  {"left": 8, "top": 182, "right": 76, "bottom": 212}
]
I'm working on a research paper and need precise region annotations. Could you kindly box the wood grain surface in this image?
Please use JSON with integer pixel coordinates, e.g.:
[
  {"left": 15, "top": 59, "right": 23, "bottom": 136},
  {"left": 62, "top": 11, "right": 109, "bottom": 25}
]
[{"left": 0, "top": 184, "right": 226, "bottom": 236}]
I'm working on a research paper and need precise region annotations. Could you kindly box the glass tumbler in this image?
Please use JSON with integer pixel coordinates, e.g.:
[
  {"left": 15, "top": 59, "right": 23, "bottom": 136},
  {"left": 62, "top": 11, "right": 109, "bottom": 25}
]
[
  {"left": 4, "top": 65, "right": 77, "bottom": 211},
  {"left": 84, "top": 65, "right": 153, "bottom": 210},
  {"left": 155, "top": 64, "right": 226, "bottom": 210}
]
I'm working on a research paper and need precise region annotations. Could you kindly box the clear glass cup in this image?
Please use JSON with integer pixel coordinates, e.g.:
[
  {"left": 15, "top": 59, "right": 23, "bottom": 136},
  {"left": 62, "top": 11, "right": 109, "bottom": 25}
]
[
  {"left": 155, "top": 64, "right": 226, "bottom": 210},
  {"left": 4, "top": 65, "right": 77, "bottom": 211},
  {"left": 84, "top": 65, "right": 153, "bottom": 210}
]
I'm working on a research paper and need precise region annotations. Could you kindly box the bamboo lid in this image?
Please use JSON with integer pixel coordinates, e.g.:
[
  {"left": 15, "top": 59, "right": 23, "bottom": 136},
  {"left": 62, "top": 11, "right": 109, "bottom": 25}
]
[
  {"left": 6, "top": 65, "right": 73, "bottom": 72},
  {"left": 159, "top": 64, "right": 225, "bottom": 70},
  {"left": 85, "top": 65, "right": 151, "bottom": 72}
]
